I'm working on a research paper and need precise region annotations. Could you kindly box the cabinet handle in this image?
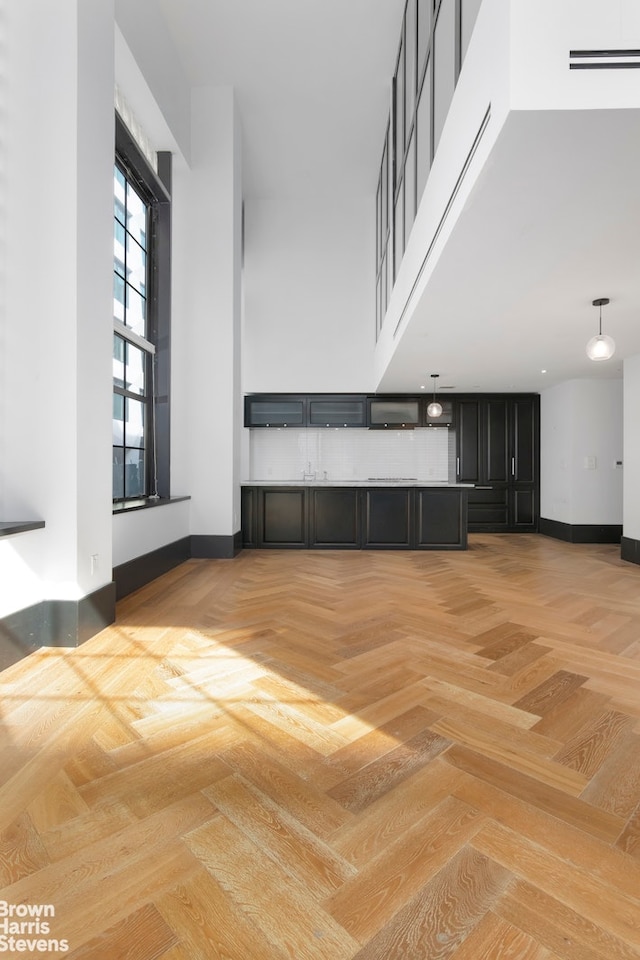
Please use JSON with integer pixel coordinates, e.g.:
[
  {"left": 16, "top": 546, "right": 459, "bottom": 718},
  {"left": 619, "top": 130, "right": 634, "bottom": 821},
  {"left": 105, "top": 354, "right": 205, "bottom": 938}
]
[
  {"left": 511, "top": 457, "right": 515, "bottom": 476},
  {"left": 475, "top": 486, "right": 493, "bottom": 490},
  {"left": 456, "top": 457, "right": 460, "bottom": 476}
]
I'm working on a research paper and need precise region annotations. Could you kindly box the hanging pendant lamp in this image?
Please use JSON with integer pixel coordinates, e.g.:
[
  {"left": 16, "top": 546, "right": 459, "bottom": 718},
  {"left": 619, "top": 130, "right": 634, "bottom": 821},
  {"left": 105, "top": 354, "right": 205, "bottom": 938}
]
[
  {"left": 427, "top": 374, "right": 443, "bottom": 418},
  {"left": 586, "top": 297, "right": 615, "bottom": 361}
]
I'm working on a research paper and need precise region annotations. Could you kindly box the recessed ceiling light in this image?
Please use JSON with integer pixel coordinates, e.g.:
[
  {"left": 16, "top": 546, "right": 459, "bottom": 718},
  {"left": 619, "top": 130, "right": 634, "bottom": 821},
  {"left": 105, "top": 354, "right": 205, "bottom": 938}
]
[
  {"left": 541, "top": 369, "right": 547, "bottom": 374},
  {"left": 420, "top": 385, "right": 426, "bottom": 390}
]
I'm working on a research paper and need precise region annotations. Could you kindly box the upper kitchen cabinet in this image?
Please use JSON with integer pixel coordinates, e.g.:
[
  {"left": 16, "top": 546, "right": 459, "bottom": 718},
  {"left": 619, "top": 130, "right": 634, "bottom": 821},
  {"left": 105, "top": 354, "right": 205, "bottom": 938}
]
[
  {"left": 307, "top": 396, "right": 366, "bottom": 427},
  {"left": 456, "top": 395, "right": 539, "bottom": 532},
  {"left": 367, "top": 397, "right": 420, "bottom": 428},
  {"left": 425, "top": 398, "right": 454, "bottom": 427},
  {"left": 244, "top": 395, "right": 305, "bottom": 427}
]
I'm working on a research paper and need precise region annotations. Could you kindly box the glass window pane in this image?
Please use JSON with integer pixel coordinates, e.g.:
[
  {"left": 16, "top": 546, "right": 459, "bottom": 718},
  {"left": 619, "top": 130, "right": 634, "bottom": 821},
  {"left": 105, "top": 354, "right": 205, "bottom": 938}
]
[
  {"left": 394, "top": 39, "right": 404, "bottom": 175},
  {"left": 113, "top": 273, "right": 125, "bottom": 324},
  {"left": 126, "top": 182, "right": 147, "bottom": 249},
  {"left": 113, "top": 393, "right": 124, "bottom": 445},
  {"left": 382, "top": 136, "right": 389, "bottom": 239},
  {"left": 394, "top": 181, "right": 404, "bottom": 278},
  {"left": 125, "top": 341, "right": 146, "bottom": 395},
  {"left": 125, "top": 397, "right": 145, "bottom": 448},
  {"left": 125, "top": 284, "right": 147, "bottom": 337},
  {"left": 114, "top": 220, "right": 125, "bottom": 277},
  {"left": 125, "top": 448, "right": 145, "bottom": 498},
  {"left": 416, "top": 64, "right": 432, "bottom": 205},
  {"left": 113, "top": 447, "right": 124, "bottom": 500},
  {"left": 376, "top": 180, "right": 381, "bottom": 267},
  {"left": 405, "top": 0, "right": 417, "bottom": 139},
  {"left": 461, "top": 0, "right": 483, "bottom": 64},
  {"left": 126, "top": 235, "right": 146, "bottom": 296},
  {"left": 433, "top": 0, "right": 456, "bottom": 153},
  {"left": 114, "top": 166, "right": 125, "bottom": 223},
  {"left": 418, "top": 0, "right": 432, "bottom": 82},
  {"left": 381, "top": 253, "right": 387, "bottom": 321},
  {"left": 113, "top": 335, "right": 125, "bottom": 389},
  {"left": 404, "top": 129, "right": 416, "bottom": 244}
]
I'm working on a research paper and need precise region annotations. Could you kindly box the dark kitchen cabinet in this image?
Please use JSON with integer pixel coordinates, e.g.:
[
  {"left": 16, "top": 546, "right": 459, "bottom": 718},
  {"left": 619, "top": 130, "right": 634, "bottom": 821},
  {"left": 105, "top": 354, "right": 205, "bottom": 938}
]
[
  {"left": 244, "top": 396, "right": 305, "bottom": 427},
  {"left": 425, "top": 399, "right": 454, "bottom": 426},
  {"left": 367, "top": 397, "right": 420, "bottom": 428},
  {"left": 415, "top": 488, "right": 468, "bottom": 548},
  {"left": 241, "top": 485, "right": 468, "bottom": 550},
  {"left": 257, "top": 488, "right": 307, "bottom": 547},
  {"left": 307, "top": 396, "right": 366, "bottom": 427},
  {"left": 241, "top": 486, "right": 257, "bottom": 548},
  {"left": 363, "top": 488, "right": 413, "bottom": 547},
  {"left": 309, "top": 487, "right": 361, "bottom": 547},
  {"left": 456, "top": 395, "right": 539, "bottom": 532}
]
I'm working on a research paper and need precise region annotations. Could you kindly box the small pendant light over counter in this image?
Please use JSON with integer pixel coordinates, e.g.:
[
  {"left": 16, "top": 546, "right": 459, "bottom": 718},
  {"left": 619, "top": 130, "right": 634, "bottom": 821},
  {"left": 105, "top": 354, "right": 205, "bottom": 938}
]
[
  {"left": 586, "top": 297, "right": 615, "bottom": 361},
  {"left": 427, "top": 374, "right": 443, "bottom": 418}
]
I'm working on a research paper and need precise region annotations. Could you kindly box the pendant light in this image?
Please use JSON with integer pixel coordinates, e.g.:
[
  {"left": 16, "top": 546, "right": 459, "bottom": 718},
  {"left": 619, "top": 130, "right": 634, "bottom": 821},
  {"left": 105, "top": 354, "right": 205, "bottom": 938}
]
[
  {"left": 586, "top": 297, "right": 615, "bottom": 361},
  {"left": 426, "top": 374, "right": 443, "bottom": 418}
]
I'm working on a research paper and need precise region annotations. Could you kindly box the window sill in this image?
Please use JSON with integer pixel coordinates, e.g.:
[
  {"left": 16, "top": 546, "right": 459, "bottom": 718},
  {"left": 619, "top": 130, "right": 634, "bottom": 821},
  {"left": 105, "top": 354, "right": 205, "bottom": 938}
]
[
  {"left": 112, "top": 496, "right": 191, "bottom": 516},
  {"left": 0, "top": 520, "right": 46, "bottom": 538}
]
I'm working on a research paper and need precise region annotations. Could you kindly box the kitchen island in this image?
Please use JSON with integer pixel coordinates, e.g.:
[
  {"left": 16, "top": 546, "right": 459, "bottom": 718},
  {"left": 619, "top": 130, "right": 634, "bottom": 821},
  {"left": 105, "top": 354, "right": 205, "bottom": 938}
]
[{"left": 241, "top": 482, "right": 471, "bottom": 550}]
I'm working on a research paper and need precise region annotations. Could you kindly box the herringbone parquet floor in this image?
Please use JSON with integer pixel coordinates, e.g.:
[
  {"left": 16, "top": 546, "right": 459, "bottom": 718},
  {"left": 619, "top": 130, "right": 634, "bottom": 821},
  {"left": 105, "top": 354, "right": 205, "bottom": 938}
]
[{"left": 2, "top": 534, "right": 640, "bottom": 958}]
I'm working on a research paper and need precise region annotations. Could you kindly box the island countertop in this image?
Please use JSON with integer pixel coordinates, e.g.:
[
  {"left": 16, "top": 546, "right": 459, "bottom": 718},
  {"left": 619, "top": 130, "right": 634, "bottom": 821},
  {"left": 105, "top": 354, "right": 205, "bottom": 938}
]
[{"left": 241, "top": 480, "right": 474, "bottom": 488}]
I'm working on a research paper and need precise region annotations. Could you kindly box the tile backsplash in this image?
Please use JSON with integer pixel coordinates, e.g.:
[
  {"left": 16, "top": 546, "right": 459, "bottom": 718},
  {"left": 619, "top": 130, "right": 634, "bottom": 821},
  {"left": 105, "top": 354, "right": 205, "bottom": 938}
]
[{"left": 247, "top": 427, "right": 454, "bottom": 482}]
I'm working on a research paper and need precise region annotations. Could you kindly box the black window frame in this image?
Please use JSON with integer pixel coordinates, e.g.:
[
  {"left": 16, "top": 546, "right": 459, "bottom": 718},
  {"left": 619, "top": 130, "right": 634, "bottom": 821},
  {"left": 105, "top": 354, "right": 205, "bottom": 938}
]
[
  {"left": 376, "top": 0, "right": 484, "bottom": 337},
  {"left": 113, "top": 113, "right": 172, "bottom": 504}
]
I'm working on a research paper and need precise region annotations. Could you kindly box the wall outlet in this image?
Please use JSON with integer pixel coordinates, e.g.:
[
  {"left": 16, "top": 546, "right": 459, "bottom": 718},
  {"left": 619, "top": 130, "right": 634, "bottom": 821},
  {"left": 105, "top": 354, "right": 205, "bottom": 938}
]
[
  {"left": 583, "top": 456, "right": 597, "bottom": 470},
  {"left": 90, "top": 554, "right": 99, "bottom": 575}
]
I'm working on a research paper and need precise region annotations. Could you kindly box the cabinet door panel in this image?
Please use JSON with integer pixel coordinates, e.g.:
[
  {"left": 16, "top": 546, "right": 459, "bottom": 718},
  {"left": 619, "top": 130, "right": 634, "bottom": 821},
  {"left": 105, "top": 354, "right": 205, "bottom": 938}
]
[
  {"left": 512, "top": 398, "right": 536, "bottom": 483},
  {"left": 363, "top": 489, "right": 412, "bottom": 547},
  {"left": 511, "top": 487, "right": 536, "bottom": 529},
  {"left": 241, "top": 487, "right": 257, "bottom": 547},
  {"left": 245, "top": 398, "right": 304, "bottom": 427},
  {"left": 456, "top": 400, "right": 479, "bottom": 483},
  {"left": 310, "top": 489, "right": 360, "bottom": 547},
  {"left": 259, "top": 489, "right": 307, "bottom": 547},
  {"left": 486, "top": 399, "right": 508, "bottom": 482},
  {"left": 308, "top": 398, "right": 366, "bottom": 427},
  {"left": 416, "top": 488, "right": 466, "bottom": 547}
]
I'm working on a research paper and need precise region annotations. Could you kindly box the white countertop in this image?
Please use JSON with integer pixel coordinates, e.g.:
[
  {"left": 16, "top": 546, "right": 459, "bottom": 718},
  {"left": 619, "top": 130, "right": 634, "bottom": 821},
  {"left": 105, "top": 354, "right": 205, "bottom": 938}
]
[{"left": 242, "top": 481, "right": 474, "bottom": 488}]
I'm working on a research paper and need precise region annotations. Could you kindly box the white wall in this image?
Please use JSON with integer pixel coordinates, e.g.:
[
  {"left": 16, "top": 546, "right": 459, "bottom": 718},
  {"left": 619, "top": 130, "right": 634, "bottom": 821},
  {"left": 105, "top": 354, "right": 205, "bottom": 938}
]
[
  {"left": 185, "top": 86, "right": 243, "bottom": 537},
  {"left": 243, "top": 194, "right": 376, "bottom": 393},
  {"left": 0, "top": 0, "right": 115, "bottom": 617},
  {"left": 540, "top": 379, "right": 623, "bottom": 526},
  {"left": 623, "top": 354, "right": 640, "bottom": 541}
]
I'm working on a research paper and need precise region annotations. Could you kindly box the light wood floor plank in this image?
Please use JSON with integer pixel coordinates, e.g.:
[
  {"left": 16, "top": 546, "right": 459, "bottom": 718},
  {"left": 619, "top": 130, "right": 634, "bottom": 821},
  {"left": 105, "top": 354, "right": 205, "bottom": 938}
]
[{"left": 2, "top": 535, "right": 640, "bottom": 958}]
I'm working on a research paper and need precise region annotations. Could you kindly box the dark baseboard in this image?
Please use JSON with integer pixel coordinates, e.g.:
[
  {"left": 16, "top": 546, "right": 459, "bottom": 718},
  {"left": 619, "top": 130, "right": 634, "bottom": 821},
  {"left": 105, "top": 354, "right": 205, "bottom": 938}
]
[
  {"left": 539, "top": 518, "right": 622, "bottom": 544},
  {"left": 2, "top": 533, "right": 244, "bottom": 670},
  {"left": 0, "top": 582, "right": 116, "bottom": 671},
  {"left": 621, "top": 536, "right": 640, "bottom": 565},
  {"left": 191, "top": 533, "right": 242, "bottom": 559},
  {"left": 113, "top": 536, "right": 191, "bottom": 600}
]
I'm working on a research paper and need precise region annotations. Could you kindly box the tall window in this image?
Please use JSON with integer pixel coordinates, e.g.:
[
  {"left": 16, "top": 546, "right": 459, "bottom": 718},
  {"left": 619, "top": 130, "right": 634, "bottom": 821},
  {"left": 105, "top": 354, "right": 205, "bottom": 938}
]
[
  {"left": 375, "top": 0, "right": 483, "bottom": 337},
  {"left": 113, "top": 163, "right": 152, "bottom": 499},
  {"left": 113, "top": 114, "right": 172, "bottom": 502}
]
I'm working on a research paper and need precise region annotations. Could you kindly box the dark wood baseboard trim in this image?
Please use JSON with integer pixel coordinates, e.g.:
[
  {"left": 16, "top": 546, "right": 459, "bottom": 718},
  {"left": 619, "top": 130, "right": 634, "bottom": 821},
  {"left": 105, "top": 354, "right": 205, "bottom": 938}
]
[
  {"left": 190, "top": 533, "right": 242, "bottom": 559},
  {"left": 621, "top": 535, "right": 640, "bottom": 565},
  {"left": 0, "top": 582, "right": 117, "bottom": 671},
  {"left": 113, "top": 536, "right": 191, "bottom": 600},
  {"left": 1, "top": 532, "right": 245, "bottom": 670},
  {"left": 539, "top": 518, "right": 622, "bottom": 544}
]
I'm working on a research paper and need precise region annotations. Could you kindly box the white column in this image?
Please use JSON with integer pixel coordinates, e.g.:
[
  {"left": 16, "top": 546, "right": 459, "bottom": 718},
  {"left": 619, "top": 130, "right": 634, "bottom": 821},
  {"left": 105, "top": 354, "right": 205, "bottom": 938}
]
[
  {"left": 186, "top": 87, "right": 243, "bottom": 544},
  {"left": 0, "top": 0, "right": 114, "bottom": 616}
]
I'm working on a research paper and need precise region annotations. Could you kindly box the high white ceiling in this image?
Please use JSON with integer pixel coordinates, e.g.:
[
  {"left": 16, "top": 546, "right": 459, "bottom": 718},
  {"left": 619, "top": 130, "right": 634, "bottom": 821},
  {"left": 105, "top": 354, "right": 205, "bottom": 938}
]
[
  {"left": 152, "top": 0, "right": 639, "bottom": 393},
  {"left": 157, "top": 0, "right": 405, "bottom": 198}
]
